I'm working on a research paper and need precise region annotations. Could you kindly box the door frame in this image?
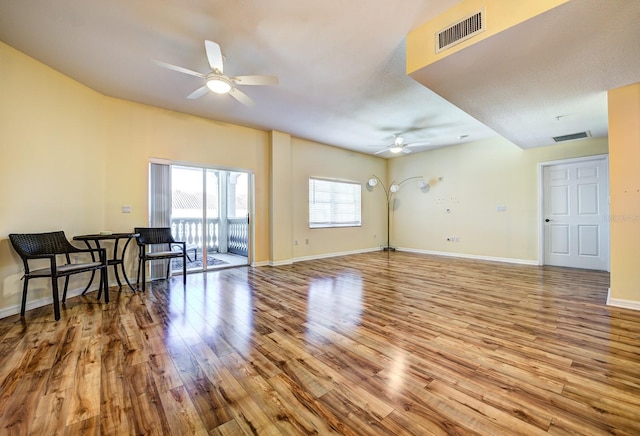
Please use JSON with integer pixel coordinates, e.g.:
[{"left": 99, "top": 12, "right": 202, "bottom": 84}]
[
  {"left": 149, "top": 157, "right": 255, "bottom": 268},
  {"left": 537, "top": 153, "right": 609, "bottom": 270}
]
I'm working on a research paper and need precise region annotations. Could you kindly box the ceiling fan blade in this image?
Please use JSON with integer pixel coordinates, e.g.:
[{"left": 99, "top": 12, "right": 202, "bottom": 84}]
[
  {"left": 374, "top": 149, "right": 389, "bottom": 155},
  {"left": 231, "top": 75, "right": 279, "bottom": 86},
  {"left": 152, "top": 59, "right": 205, "bottom": 78},
  {"left": 229, "top": 87, "right": 255, "bottom": 106},
  {"left": 187, "top": 85, "right": 210, "bottom": 99},
  {"left": 406, "top": 141, "right": 431, "bottom": 147},
  {"left": 402, "top": 147, "right": 412, "bottom": 154},
  {"left": 204, "top": 40, "right": 224, "bottom": 74}
]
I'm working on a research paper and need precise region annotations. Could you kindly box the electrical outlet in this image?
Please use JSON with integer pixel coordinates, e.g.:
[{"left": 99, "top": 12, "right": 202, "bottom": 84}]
[{"left": 121, "top": 205, "right": 131, "bottom": 213}]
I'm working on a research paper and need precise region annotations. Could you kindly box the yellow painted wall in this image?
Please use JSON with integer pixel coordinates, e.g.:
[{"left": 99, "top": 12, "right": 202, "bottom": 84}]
[
  {"left": 608, "top": 83, "right": 640, "bottom": 302},
  {"left": 0, "top": 38, "right": 626, "bottom": 316},
  {"left": 0, "top": 42, "right": 108, "bottom": 307},
  {"left": 389, "top": 136, "right": 608, "bottom": 261},
  {"left": 291, "top": 138, "right": 387, "bottom": 258},
  {"left": 0, "top": 40, "right": 387, "bottom": 315},
  {"left": 270, "top": 130, "right": 293, "bottom": 264},
  {"left": 406, "top": 0, "right": 568, "bottom": 74},
  {"left": 101, "top": 97, "right": 272, "bottom": 268}
]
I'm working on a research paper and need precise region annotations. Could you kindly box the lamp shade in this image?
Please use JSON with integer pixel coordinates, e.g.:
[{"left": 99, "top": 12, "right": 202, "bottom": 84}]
[
  {"left": 389, "top": 184, "right": 399, "bottom": 193},
  {"left": 368, "top": 178, "right": 378, "bottom": 187},
  {"left": 418, "top": 180, "right": 428, "bottom": 189}
]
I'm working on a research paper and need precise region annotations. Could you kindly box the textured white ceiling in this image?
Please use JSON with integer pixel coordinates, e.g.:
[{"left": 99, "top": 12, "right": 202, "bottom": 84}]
[{"left": 1, "top": 1, "right": 639, "bottom": 156}]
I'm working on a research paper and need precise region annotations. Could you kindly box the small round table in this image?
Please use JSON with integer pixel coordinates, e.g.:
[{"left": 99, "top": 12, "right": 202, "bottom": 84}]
[{"left": 73, "top": 233, "right": 139, "bottom": 292}]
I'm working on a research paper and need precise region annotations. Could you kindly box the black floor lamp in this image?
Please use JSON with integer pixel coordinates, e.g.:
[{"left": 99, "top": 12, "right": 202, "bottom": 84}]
[{"left": 367, "top": 175, "right": 428, "bottom": 251}]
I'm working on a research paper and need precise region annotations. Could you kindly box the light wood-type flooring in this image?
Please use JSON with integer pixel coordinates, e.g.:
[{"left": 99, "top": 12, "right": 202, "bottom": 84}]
[{"left": 1, "top": 251, "right": 639, "bottom": 435}]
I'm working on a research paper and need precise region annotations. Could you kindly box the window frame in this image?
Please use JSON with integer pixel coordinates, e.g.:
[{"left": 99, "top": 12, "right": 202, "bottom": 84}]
[{"left": 308, "top": 177, "right": 362, "bottom": 229}]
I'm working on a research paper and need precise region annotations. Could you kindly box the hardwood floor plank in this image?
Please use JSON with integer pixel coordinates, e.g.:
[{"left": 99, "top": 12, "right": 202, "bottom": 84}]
[
  {"left": 158, "top": 385, "right": 208, "bottom": 436},
  {"left": 100, "top": 367, "right": 135, "bottom": 436},
  {"left": 31, "top": 389, "right": 71, "bottom": 436},
  {"left": 2, "top": 252, "right": 640, "bottom": 434},
  {"left": 67, "top": 335, "right": 101, "bottom": 425}
]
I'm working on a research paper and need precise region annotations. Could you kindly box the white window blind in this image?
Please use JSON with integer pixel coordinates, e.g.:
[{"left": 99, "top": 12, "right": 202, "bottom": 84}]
[{"left": 309, "top": 178, "right": 361, "bottom": 228}]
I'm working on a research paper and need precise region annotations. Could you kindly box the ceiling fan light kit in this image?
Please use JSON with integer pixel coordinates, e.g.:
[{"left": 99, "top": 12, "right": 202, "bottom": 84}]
[
  {"left": 154, "top": 40, "right": 278, "bottom": 105},
  {"left": 374, "top": 134, "right": 430, "bottom": 155},
  {"left": 206, "top": 75, "right": 232, "bottom": 94}
]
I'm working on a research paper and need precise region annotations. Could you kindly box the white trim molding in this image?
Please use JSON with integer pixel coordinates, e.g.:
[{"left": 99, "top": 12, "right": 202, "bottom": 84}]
[
  {"left": 607, "top": 288, "right": 640, "bottom": 311},
  {"left": 292, "top": 247, "right": 380, "bottom": 264},
  {"left": 397, "top": 247, "right": 538, "bottom": 266}
]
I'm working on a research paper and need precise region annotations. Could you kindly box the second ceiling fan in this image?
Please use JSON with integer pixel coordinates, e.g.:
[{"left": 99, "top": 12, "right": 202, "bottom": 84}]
[
  {"left": 153, "top": 40, "right": 278, "bottom": 106},
  {"left": 375, "top": 135, "right": 430, "bottom": 155}
]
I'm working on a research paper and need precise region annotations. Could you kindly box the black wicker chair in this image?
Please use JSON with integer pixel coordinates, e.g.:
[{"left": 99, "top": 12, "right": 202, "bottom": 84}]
[
  {"left": 134, "top": 227, "right": 187, "bottom": 292},
  {"left": 8, "top": 231, "right": 108, "bottom": 320}
]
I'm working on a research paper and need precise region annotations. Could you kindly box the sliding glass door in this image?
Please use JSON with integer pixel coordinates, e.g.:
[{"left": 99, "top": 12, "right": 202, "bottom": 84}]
[{"left": 149, "top": 162, "right": 250, "bottom": 277}]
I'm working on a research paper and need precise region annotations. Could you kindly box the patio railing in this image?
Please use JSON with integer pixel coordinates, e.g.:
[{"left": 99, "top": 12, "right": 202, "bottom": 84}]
[{"left": 170, "top": 217, "right": 248, "bottom": 256}]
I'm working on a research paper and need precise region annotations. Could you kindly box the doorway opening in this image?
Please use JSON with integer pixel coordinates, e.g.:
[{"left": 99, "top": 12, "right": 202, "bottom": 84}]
[
  {"left": 170, "top": 165, "right": 250, "bottom": 272},
  {"left": 149, "top": 162, "right": 251, "bottom": 278}
]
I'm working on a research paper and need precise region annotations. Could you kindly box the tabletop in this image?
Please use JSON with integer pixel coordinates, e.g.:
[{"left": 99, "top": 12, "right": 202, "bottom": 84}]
[{"left": 73, "top": 233, "right": 139, "bottom": 241}]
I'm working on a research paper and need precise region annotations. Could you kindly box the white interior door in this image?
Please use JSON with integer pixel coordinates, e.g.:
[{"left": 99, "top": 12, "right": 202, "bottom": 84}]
[{"left": 542, "top": 156, "right": 609, "bottom": 270}]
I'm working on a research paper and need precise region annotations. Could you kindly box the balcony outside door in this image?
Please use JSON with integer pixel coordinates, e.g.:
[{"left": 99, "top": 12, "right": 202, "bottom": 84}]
[{"left": 170, "top": 165, "right": 249, "bottom": 273}]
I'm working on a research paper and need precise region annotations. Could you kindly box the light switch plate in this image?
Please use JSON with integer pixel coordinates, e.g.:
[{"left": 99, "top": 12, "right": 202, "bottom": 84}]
[{"left": 121, "top": 205, "right": 132, "bottom": 213}]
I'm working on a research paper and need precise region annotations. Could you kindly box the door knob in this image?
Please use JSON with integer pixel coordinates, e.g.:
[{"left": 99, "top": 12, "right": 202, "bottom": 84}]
[{"left": 545, "top": 218, "right": 553, "bottom": 222}]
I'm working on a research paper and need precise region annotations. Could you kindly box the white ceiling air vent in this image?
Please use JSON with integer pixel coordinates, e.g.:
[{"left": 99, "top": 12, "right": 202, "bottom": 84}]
[
  {"left": 436, "top": 9, "right": 486, "bottom": 53},
  {"left": 553, "top": 131, "right": 592, "bottom": 142}
]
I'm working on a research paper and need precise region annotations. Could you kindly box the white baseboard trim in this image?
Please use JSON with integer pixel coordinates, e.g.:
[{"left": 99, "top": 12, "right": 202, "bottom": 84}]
[
  {"left": 0, "top": 284, "right": 102, "bottom": 320},
  {"left": 396, "top": 247, "right": 539, "bottom": 266},
  {"left": 264, "top": 247, "right": 381, "bottom": 267},
  {"left": 268, "top": 259, "right": 294, "bottom": 267},
  {"left": 292, "top": 247, "right": 380, "bottom": 264},
  {"left": 251, "top": 261, "right": 270, "bottom": 267},
  {"left": 606, "top": 288, "right": 640, "bottom": 311}
]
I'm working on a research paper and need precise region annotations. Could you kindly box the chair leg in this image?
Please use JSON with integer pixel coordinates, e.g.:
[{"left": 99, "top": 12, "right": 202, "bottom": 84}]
[
  {"left": 165, "top": 260, "right": 170, "bottom": 280},
  {"left": 62, "top": 276, "right": 70, "bottom": 303},
  {"left": 136, "top": 258, "right": 141, "bottom": 290},
  {"left": 183, "top": 254, "right": 187, "bottom": 285},
  {"left": 20, "top": 278, "right": 29, "bottom": 317},
  {"left": 51, "top": 277, "right": 61, "bottom": 321},
  {"left": 142, "top": 260, "right": 147, "bottom": 292}
]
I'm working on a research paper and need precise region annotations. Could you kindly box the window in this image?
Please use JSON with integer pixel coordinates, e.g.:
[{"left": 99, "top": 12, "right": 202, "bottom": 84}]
[{"left": 309, "top": 178, "right": 362, "bottom": 228}]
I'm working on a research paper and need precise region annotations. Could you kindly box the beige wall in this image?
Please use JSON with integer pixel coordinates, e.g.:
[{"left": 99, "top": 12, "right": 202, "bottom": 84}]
[
  {"left": 0, "top": 39, "right": 631, "bottom": 317},
  {"left": 388, "top": 136, "right": 608, "bottom": 261},
  {"left": 608, "top": 83, "right": 640, "bottom": 303},
  {"left": 0, "top": 41, "right": 387, "bottom": 315},
  {"left": 291, "top": 138, "right": 387, "bottom": 259},
  {"left": 1, "top": 42, "right": 108, "bottom": 308}
]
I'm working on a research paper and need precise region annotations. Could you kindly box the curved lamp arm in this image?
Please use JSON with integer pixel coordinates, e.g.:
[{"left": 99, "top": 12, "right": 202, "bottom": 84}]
[{"left": 367, "top": 175, "right": 390, "bottom": 203}]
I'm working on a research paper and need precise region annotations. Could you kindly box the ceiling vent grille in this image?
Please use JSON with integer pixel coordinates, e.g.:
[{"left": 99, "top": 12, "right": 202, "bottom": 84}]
[
  {"left": 436, "top": 9, "right": 485, "bottom": 53},
  {"left": 553, "top": 131, "right": 592, "bottom": 142}
]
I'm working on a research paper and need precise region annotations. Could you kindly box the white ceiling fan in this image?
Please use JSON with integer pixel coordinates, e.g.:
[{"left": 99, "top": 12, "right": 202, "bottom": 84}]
[
  {"left": 374, "top": 135, "right": 430, "bottom": 155},
  {"left": 153, "top": 40, "right": 278, "bottom": 106}
]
